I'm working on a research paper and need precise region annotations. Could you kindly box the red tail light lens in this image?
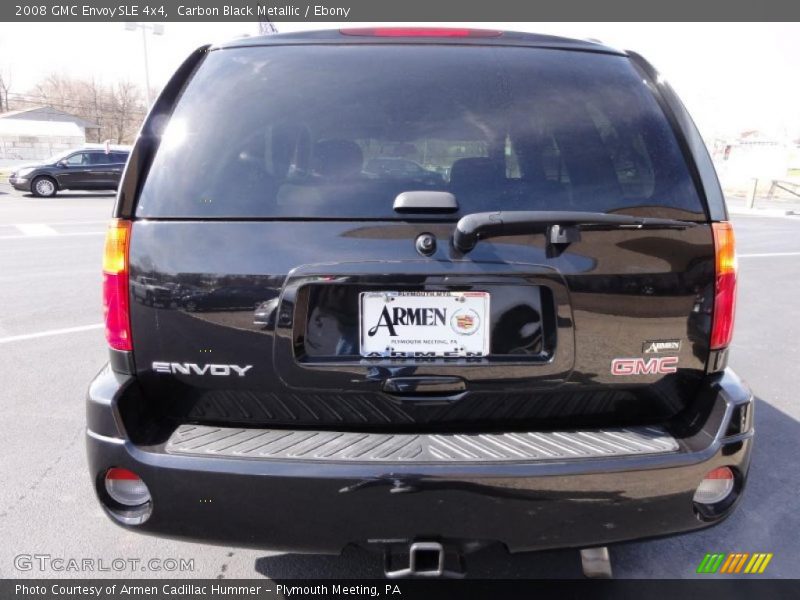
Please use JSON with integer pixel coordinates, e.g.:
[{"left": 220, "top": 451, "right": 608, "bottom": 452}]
[
  {"left": 102, "top": 219, "right": 132, "bottom": 351},
  {"left": 105, "top": 468, "right": 151, "bottom": 507},
  {"left": 340, "top": 28, "right": 502, "bottom": 38},
  {"left": 711, "top": 222, "right": 737, "bottom": 350},
  {"left": 105, "top": 467, "right": 141, "bottom": 481},
  {"left": 693, "top": 466, "right": 735, "bottom": 505}
]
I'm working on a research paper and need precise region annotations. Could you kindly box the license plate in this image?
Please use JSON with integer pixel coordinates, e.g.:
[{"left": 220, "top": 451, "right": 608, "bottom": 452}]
[{"left": 359, "top": 291, "right": 490, "bottom": 357}]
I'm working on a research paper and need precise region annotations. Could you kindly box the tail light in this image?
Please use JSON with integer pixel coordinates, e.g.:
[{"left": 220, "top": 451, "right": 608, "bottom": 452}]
[
  {"left": 104, "top": 467, "right": 151, "bottom": 507},
  {"left": 340, "top": 28, "right": 502, "bottom": 38},
  {"left": 102, "top": 219, "right": 132, "bottom": 351},
  {"left": 710, "top": 222, "right": 737, "bottom": 350},
  {"left": 693, "top": 466, "right": 735, "bottom": 505}
]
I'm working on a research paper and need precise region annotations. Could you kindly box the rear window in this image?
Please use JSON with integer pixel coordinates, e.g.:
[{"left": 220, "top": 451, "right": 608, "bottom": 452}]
[
  {"left": 88, "top": 153, "right": 111, "bottom": 164},
  {"left": 137, "top": 45, "right": 704, "bottom": 219}
]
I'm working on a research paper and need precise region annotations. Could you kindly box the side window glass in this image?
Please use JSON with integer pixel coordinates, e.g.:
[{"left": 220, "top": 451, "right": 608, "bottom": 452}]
[
  {"left": 540, "top": 137, "right": 569, "bottom": 184},
  {"left": 586, "top": 103, "right": 655, "bottom": 199},
  {"left": 64, "top": 153, "right": 86, "bottom": 166},
  {"left": 504, "top": 135, "right": 521, "bottom": 179},
  {"left": 89, "top": 153, "right": 111, "bottom": 165}
]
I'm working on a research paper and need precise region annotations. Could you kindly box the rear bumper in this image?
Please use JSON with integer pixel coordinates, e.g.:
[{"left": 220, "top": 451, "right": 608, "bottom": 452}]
[{"left": 86, "top": 368, "right": 753, "bottom": 554}]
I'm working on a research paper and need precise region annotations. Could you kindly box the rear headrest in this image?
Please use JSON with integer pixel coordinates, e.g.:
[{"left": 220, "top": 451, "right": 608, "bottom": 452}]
[
  {"left": 313, "top": 139, "right": 363, "bottom": 179},
  {"left": 265, "top": 123, "right": 311, "bottom": 179},
  {"left": 449, "top": 157, "right": 504, "bottom": 190}
]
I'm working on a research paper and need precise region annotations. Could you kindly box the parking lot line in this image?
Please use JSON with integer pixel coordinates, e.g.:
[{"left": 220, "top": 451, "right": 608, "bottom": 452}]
[
  {"left": 0, "top": 323, "right": 103, "bottom": 345},
  {"left": 42, "top": 220, "right": 108, "bottom": 226},
  {"left": 0, "top": 231, "right": 105, "bottom": 240},
  {"left": 14, "top": 223, "right": 58, "bottom": 236},
  {"left": 739, "top": 252, "right": 800, "bottom": 258}
]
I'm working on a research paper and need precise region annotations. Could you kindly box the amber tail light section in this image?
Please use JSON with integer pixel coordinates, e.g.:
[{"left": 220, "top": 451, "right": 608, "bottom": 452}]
[
  {"left": 102, "top": 219, "right": 132, "bottom": 351},
  {"left": 710, "top": 222, "right": 737, "bottom": 350}
]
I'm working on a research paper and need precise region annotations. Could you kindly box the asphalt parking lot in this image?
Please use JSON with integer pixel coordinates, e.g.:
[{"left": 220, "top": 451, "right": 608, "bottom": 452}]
[{"left": 1, "top": 181, "right": 799, "bottom": 579}]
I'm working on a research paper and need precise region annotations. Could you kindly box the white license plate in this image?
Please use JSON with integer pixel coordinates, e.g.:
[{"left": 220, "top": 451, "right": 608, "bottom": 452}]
[{"left": 359, "top": 291, "right": 490, "bottom": 358}]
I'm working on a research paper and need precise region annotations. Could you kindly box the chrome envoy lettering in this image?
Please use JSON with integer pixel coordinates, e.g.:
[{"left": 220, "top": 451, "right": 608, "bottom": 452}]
[{"left": 152, "top": 362, "right": 252, "bottom": 377}]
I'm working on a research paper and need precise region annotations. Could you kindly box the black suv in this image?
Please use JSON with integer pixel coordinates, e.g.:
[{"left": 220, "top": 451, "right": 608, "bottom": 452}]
[
  {"left": 8, "top": 148, "right": 129, "bottom": 197},
  {"left": 87, "top": 29, "right": 751, "bottom": 578}
]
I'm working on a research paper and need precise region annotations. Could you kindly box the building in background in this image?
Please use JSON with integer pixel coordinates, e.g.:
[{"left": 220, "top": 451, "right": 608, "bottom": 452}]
[
  {"left": 712, "top": 130, "right": 795, "bottom": 181},
  {"left": 0, "top": 106, "right": 99, "bottom": 160}
]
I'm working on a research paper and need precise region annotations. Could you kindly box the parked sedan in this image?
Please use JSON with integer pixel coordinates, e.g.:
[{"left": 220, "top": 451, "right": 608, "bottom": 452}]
[
  {"left": 179, "top": 286, "right": 270, "bottom": 312},
  {"left": 8, "top": 148, "right": 130, "bottom": 197}
]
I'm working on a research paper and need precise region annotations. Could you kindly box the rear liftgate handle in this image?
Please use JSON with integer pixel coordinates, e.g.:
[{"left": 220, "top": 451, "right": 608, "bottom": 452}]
[{"left": 382, "top": 376, "right": 467, "bottom": 404}]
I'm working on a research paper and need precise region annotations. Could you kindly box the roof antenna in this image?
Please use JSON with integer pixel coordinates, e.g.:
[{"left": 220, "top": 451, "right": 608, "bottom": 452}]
[{"left": 258, "top": 17, "right": 278, "bottom": 35}]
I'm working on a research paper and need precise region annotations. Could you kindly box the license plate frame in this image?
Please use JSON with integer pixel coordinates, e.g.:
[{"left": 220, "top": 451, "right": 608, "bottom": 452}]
[{"left": 359, "top": 291, "right": 490, "bottom": 358}]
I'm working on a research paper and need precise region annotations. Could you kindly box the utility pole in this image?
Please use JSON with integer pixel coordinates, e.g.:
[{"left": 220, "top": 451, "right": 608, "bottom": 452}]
[{"left": 124, "top": 23, "right": 164, "bottom": 105}]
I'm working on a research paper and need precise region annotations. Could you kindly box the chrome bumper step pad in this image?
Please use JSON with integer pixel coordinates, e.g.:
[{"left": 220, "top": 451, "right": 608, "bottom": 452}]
[{"left": 166, "top": 424, "right": 678, "bottom": 463}]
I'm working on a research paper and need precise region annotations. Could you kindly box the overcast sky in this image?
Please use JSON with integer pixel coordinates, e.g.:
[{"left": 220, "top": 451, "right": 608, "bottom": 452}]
[{"left": 1, "top": 22, "right": 798, "bottom": 140}]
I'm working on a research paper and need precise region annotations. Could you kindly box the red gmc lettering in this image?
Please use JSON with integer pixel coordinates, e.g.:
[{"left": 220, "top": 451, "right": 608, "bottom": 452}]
[{"left": 611, "top": 356, "right": 679, "bottom": 375}]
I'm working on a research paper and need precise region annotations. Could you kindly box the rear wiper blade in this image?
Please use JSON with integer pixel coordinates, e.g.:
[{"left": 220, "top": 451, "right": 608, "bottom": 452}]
[{"left": 452, "top": 210, "right": 698, "bottom": 253}]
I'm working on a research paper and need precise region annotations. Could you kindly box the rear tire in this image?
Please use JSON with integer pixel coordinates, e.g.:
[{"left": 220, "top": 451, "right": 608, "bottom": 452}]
[{"left": 31, "top": 176, "right": 57, "bottom": 198}]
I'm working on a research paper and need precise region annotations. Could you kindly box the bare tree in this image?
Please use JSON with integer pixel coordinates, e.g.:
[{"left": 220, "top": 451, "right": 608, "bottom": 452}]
[
  {"left": 32, "top": 73, "right": 74, "bottom": 111},
  {"left": 0, "top": 67, "right": 12, "bottom": 112},
  {"left": 82, "top": 77, "right": 105, "bottom": 143},
  {"left": 108, "top": 80, "right": 143, "bottom": 143},
  {"left": 18, "top": 74, "right": 148, "bottom": 143}
]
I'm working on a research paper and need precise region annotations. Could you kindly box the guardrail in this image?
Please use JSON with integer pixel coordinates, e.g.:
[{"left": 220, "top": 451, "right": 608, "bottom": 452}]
[{"left": 767, "top": 179, "right": 800, "bottom": 200}]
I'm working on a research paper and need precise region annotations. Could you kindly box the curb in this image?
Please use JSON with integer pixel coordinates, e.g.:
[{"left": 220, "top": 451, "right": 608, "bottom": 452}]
[{"left": 728, "top": 207, "right": 800, "bottom": 218}]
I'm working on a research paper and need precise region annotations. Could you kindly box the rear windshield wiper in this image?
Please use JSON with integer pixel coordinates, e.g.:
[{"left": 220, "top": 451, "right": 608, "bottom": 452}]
[{"left": 452, "top": 210, "right": 698, "bottom": 253}]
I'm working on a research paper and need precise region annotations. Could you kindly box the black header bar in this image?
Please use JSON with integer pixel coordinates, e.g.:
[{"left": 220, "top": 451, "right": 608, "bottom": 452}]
[{"left": 3, "top": 0, "right": 800, "bottom": 22}]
